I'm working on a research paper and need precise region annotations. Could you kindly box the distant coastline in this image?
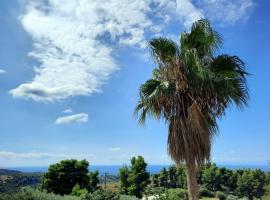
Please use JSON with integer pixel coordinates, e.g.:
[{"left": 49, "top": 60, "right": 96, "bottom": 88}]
[{"left": 2, "top": 164, "right": 270, "bottom": 175}]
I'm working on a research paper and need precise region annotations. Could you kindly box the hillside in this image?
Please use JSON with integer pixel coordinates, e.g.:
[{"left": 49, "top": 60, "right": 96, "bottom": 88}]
[{"left": 0, "top": 169, "right": 42, "bottom": 193}]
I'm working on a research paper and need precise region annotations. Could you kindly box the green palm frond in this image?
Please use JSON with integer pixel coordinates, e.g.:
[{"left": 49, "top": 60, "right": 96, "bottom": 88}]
[
  {"left": 180, "top": 19, "right": 222, "bottom": 57},
  {"left": 149, "top": 38, "right": 179, "bottom": 66},
  {"left": 135, "top": 78, "right": 174, "bottom": 125},
  {"left": 210, "top": 55, "right": 249, "bottom": 108}
]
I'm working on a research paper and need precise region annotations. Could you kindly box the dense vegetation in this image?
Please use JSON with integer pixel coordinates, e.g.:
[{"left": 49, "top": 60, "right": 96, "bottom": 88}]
[
  {"left": 41, "top": 159, "right": 99, "bottom": 195},
  {"left": 1, "top": 158, "right": 270, "bottom": 199},
  {"left": 146, "top": 163, "right": 270, "bottom": 199}
]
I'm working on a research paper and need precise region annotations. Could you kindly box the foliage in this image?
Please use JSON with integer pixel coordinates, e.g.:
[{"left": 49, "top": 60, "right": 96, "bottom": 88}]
[
  {"left": 176, "top": 166, "right": 187, "bottom": 189},
  {"left": 72, "top": 184, "right": 88, "bottom": 197},
  {"left": 0, "top": 187, "right": 81, "bottom": 200},
  {"left": 119, "top": 195, "right": 139, "bottom": 200},
  {"left": 266, "top": 173, "right": 270, "bottom": 185},
  {"left": 166, "top": 188, "right": 188, "bottom": 200},
  {"left": 200, "top": 164, "right": 238, "bottom": 193},
  {"left": 263, "top": 184, "right": 270, "bottom": 200},
  {"left": 147, "top": 163, "right": 269, "bottom": 199},
  {"left": 119, "top": 165, "right": 130, "bottom": 194},
  {"left": 42, "top": 159, "right": 90, "bottom": 195},
  {"left": 88, "top": 171, "right": 99, "bottom": 193},
  {"left": 226, "top": 194, "right": 238, "bottom": 200},
  {"left": 236, "top": 169, "right": 266, "bottom": 199},
  {"left": 218, "top": 168, "right": 237, "bottom": 192},
  {"left": 202, "top": 164, "right": 222, "bottom": 192},
  {"left": 159, "top": 167, "right": 169, "bottom": 188},
  {"left": 168, "top": 165, "right": 177, "bottom": 188},
  {"left": 144, "top": 188, "right": 188, "bottom": 200},
  {"left": 127, "top": 156, "right": 150, "bottom": 198},
  {"left": 198, "top": 187, "right": 215, "bottom": 198},
  {"left": 144, "top": 186, "right": 166, "bottom": 196},
  {"left": 151, "top": 174, "right": 160, "bottom": 187},
  {"left": 216, "top": 191, "right": 226, "bottom": 200},
  {"left": 82, "top": 189, "right": 119, "bottom": 200}
]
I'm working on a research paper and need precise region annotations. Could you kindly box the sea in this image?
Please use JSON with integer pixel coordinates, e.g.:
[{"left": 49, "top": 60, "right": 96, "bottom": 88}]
[{"left": 4, "top": 164, "right": 270, "bottom": 175}]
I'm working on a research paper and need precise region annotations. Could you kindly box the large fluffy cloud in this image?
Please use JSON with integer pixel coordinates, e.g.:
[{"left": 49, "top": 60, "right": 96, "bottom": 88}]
[{"left": 10, "top": 0, "right": 253, "bottom": 102}]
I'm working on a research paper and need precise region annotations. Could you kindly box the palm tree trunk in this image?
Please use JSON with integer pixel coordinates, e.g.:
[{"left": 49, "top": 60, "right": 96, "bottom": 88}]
[{"left": 186, "top": 158, "right": 198, "bottom": 200}]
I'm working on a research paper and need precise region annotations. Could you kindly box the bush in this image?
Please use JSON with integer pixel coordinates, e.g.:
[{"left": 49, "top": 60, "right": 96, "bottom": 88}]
[
  {"left": 119, "top": 195, "right": 139, "bottom": 200},
  {"left": 82, "top": 189, "right": 119, "bottom": 200},
  {"left": 144, "top": 186, "right": 166, "bottom": 196},
  {"left": 72, "top": 184, "right": 88, "bottom": 197},
  {"left": 166, "top": 188, "right": 188, "bottom": 200},
  {"left": 199, "top": 187, "right": 215, "bottom": 198},
  {"left": 226, "top": 194, "right": 239, "bottom": 200},
  {"left": 216, "top": 191, "right": 226, "bottom": 200},
  {"left": 143, "top": 187, "right": 167, "bottom": 200},
  {"left": 0, "top": 187, "right": 80, "bottom": 200}
]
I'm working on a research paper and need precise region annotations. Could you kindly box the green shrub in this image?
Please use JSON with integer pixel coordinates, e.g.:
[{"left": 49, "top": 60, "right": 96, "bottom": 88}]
[
  {"left": 216, "top": 191, "right": 226, "bottom": 200},
  {"left": 119, "top": 195, "right": 139, "bottom": 200},
  {"left": 0, "top": 187, "right": 80, "bottom": 200},
  {"left": 226, "top": 194, "right": 239, "bottom": 200},
  {"left": 144, "top": 187, "right": 166, "bottom": 196},
  {"left": 82, "top": 189, "right": 119, "bottom": 200},
  {"left": 166, "top": 188, "right": 188, "bottom": 200},
  {"left": 72, "top": 184, "right": 88, "bottom": 197},
  {"left": 199, "top": 187, "right": 215, "bottom": 198}
]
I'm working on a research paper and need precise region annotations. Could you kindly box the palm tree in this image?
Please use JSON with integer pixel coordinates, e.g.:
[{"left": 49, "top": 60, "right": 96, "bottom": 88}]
[{"left": 135, "top": 19, "right": 248, "bottom": 200}]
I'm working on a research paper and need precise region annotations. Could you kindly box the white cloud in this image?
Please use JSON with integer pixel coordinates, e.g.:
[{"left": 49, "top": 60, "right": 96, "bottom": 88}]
[
  {"left": 173, "top": 0, "right": 253, "bottom": 28},
  {"left": 0, "top": 69, "right": 6, "bottom": 74},
  {"left": 0, "top": 151, "right": 53, "bottom": 159},
  {"left": 0, "top": 151, "right": 95, "bottom": 159},
  {"left": 196, "top": 0, "right": 253, "bottom": 25},
  {"left": 10, "top": 0, "right": 253, "bottom": 102},
  {"left": 63, "top": 108, "right": 72, "bottom": 113},
  {"left": 109, "top": 147, "right": 121, "bottom": 151},
  {"left": 55, "top": 113, "right": 88, "bottom": 124},
  {"left": 175, "top": 0, "right": 204, "bottom": 29}
]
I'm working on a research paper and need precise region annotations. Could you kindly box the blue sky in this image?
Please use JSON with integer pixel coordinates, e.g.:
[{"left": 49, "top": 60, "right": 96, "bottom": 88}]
[{"left": 0, "top": 0, "right": 269, "bottom": 167}]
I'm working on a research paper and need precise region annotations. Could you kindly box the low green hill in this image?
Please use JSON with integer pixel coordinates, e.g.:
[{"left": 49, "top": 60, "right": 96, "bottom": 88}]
[{"left": 0, "top": 169, "right": 42, "bottom": 193}]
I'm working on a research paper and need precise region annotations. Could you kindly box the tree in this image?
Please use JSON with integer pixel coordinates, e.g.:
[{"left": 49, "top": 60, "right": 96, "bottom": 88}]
[
  {"left": 266, "top": 172, "right": 270, "bottom": 185},
  {"left": 42, "top": 159, "right": 89, "bottom": 195},
  {"left": 88, "top": 170, "right": 99, "bottom": 193},
  {"left": 151, "top": 173, "right": 160, "bottom": 187},
  {"left": 159, "top": 167, "right": 169, "bottom": 188},
  {"left": 119, "top": 165, "right": 130, "bottom": 194},
  {"left": 127, "top": 156, "right": 150, "bottom": 198},
  {"left": 135, "top": 19, "right": 249, "bottom": 200},
  {"left": 168, "top": 165, "right": 177, "bottom": 188},
  {"left": 218, "top": 167, "right": 237, "bottom": 192},
  {"left": 237, "top": 169, "right": 266, "bottom": 200},
  {"left": 176, "top": 166, "right": 187, "bottom": 189},
  {"left": 202, "top": 163, "right": 221, "bottom": 192}
]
